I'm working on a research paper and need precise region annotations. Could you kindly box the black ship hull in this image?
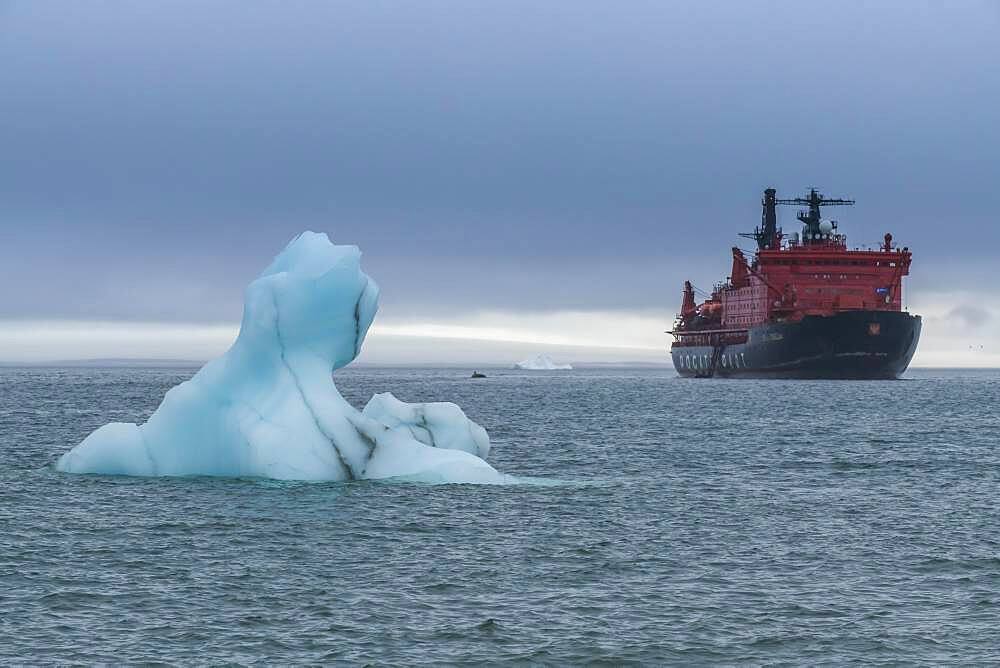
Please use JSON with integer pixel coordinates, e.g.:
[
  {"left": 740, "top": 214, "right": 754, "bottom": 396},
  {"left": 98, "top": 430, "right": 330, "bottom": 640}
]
[{"left": 671, "top": 311, "right": 921, "bottom": 379}]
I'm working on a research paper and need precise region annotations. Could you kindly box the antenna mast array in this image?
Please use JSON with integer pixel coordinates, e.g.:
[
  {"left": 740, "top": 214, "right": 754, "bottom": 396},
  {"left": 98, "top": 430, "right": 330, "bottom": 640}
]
[{"left": 743, "top": 188, "right": 855, "bottom": 250}]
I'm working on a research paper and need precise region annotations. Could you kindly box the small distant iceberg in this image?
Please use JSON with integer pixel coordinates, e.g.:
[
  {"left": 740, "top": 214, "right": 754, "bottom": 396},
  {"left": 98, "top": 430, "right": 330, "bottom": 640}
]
[
  {"left": 514, "top": 354, "right": 573, "bottom": 370},
  {"left": 55, "top": 232, "right": 510, "bottom": 484}
]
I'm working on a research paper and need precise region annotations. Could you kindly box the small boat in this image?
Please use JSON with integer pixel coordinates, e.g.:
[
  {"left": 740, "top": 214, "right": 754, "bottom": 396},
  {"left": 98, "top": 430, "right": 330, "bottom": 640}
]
[{"left": 471, "top": 371, "right": 487, "bottom": 378}]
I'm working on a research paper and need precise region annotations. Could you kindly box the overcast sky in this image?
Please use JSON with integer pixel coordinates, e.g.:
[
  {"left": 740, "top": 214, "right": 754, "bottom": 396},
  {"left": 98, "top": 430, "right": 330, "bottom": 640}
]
[{"left": 1, "top": 1, "right": 998, "bottom": 364}]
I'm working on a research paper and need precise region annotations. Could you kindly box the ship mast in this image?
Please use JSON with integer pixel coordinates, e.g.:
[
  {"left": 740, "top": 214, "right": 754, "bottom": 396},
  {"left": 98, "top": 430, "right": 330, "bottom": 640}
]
[
  {"left": 759, "top": 188, "right": 779, "bottom": 250},
  {"left": 744, "top": 188, "right": 855, "bottom": 250}
]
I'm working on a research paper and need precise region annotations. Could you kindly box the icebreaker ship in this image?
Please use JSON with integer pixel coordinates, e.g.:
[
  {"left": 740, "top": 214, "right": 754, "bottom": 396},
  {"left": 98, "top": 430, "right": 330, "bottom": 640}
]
[{"left": 56, "top": 232, "right": 506, "bottom": 484}]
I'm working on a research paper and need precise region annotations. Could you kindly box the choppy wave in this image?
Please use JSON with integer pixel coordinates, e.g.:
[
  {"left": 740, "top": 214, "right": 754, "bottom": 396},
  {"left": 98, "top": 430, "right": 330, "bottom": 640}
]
[{"left": 3, "top": 366, "right": 1000, "bottom": 664}]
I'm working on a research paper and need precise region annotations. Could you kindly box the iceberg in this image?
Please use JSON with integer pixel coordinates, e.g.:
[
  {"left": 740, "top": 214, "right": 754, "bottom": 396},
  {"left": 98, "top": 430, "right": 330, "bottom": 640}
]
[
  {"left": 362, "top": 392, "right": 490, "bottom": 459},
  {"left": 56, "top": 232, "right": 509, "bottom": 484},
  {"left": 514, "top": 354, "right": 573, "bottom": 370}
]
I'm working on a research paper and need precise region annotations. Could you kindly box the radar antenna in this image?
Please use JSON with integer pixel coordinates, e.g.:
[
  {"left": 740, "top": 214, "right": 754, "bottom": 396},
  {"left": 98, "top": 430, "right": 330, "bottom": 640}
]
[{"left": 776, "top": 188, "right": 854, "bottom": 243}]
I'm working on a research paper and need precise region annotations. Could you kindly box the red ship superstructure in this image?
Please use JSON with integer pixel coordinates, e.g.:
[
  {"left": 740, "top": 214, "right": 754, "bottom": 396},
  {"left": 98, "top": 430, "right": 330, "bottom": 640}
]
[{"left": 670, "top": 188, "right": 921, "bottom": 379}]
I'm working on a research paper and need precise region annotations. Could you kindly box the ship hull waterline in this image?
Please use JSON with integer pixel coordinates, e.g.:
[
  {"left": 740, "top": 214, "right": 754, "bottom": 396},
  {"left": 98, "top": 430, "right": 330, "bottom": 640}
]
[{"left": 671, "top": 310, "right": 922, "bottom": 380}]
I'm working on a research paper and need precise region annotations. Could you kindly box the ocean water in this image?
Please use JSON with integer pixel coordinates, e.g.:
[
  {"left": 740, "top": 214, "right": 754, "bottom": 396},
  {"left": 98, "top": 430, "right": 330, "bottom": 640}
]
[{"left": 2, "top": 366, "right": 1000, "bottom": 665}]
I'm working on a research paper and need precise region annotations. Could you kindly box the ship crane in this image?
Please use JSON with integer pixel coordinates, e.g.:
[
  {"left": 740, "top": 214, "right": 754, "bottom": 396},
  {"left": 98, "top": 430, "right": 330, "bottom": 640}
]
[{"left": 744, "top": 188, "right": 855, "bottom": 251}]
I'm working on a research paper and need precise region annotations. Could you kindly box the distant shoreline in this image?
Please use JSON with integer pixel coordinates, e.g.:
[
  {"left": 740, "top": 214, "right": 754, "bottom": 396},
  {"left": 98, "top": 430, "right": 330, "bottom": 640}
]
[
  {"left": 0, "top": 358, "right": 206, "bottom": 368},
  {"left": 0, "top": 358, "right": 673, "bottom": 369},
  {"left": 0, "top": 359, "right": 997, "bottom": 371}
]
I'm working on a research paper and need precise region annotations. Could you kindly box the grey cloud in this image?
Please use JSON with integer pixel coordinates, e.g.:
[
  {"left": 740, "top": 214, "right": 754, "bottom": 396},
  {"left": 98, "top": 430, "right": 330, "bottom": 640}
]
[
  {"left": 946, "top": 305, "right": 993, "bottom": 330},
  {"left": 0, "top": 0, "right": 997, "bottom": 322}
]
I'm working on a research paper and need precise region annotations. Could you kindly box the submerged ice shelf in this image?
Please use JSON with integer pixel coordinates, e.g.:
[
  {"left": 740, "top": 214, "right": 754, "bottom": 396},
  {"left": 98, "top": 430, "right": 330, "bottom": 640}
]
[{"left": 56, "top": 232, "right": 508, "bottom": 484}]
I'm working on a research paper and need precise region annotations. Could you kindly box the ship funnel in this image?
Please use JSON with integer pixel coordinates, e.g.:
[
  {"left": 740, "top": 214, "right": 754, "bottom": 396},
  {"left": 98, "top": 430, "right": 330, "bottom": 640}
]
[
  {"left": 730, "top": 248, "right": 750, "bottom": 289},
  {"left": 680, "top": 281, "right": 697, "bottom": 318}
]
